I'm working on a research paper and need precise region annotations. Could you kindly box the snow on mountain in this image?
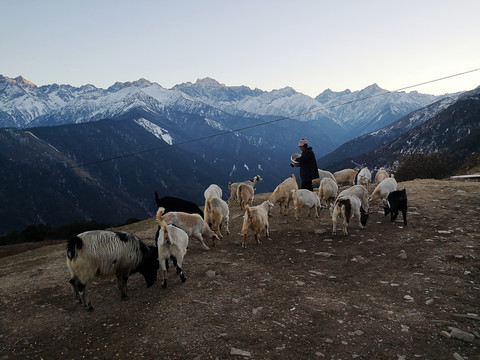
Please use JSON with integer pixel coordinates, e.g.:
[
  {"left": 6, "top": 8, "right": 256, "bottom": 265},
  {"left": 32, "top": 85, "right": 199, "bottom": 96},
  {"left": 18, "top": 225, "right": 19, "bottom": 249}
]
[
  {"left": 1, "top": 74, "right": 450, "bottom": 145},
  {"left": 316, "top": 94, "right": 460, "bottom": 168},
  {"left": 134, "top": 118, "right": 173, "bottom": 145}
]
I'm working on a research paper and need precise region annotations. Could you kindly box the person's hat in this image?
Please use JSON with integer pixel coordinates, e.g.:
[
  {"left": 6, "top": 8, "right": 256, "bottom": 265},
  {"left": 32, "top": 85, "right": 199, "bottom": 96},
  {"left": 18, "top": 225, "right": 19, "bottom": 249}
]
[{"left": 298, "top": 138, "right": 308, "bottom": 147}]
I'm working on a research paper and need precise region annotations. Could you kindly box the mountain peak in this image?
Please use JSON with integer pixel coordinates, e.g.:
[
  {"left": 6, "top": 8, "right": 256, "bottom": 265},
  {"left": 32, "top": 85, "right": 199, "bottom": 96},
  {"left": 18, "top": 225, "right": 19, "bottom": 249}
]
[
  {"left": 108, "top": 78, "right": 153, "bottom": 92},
  {"left": 1, "top": 75, "right": 36, "bottom": 87},
  {"left": 362, "top": 83, "right": 384, "bottom": 93},
  {"left": 194, "top": 77, "right": 223, "bottom": 87}
]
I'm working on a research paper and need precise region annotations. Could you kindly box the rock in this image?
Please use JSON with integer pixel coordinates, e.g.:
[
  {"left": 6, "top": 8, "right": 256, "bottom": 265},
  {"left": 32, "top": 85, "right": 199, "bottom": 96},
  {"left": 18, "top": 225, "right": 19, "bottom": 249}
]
[
  {"left": 453, "top": 352, "right": 465, "bottom": 360},
  {"left": 448, "top": 327, "right": 475, "bottom": 342},
  {"left": 252, "top": 306, "right": 263, "bottom": 315},
  {"left": 230, "top": 347, "right": 251, "bottom": 357},
  {"left": 348, "top": 330, "right": 364, "bottom": 336},
  {"left": 315, "top": 229, "right": 327, "bottom": 235},
  {"left": 403, "top": 295, "right": 414, "bottom": 302},
  {"left": 206, "top": 270, "right": 216, "bottom": 277},
  {"left": 351, "top": 255, "right": 368, "bottom": 263},
  {"left": 440, "top": 330, "right": 451, "bottom": 338},
  {"left": 438, "top": 230, "right": 453, "bottom": 234},
  {"left": 315, "top": 252, "right": 333, "bottom": 257},
  {"left": 296, "top": 280, "right": 305, "bottom": 286},
  {"left": 398, "top": 250, "right": 407, "bottom": 259},
  {"left": 425, "top": 298, "right": 434, "bottom": 305}
]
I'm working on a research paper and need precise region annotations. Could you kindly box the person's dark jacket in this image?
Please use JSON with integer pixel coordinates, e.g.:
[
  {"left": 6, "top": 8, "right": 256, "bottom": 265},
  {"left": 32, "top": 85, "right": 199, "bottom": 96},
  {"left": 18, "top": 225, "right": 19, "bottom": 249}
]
[{"left": 296, "top": 147, "right": 318, "bottom": 182}]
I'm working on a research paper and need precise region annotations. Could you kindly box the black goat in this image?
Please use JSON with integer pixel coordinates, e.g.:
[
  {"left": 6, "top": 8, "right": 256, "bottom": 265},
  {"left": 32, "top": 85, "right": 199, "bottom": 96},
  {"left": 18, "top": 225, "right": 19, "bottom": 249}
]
[
  {"left": 384, "top": 188, "right": 407, "bottom": 225},
  {"left": 154, "top": 192, "right": 204, "bottom": 218}
]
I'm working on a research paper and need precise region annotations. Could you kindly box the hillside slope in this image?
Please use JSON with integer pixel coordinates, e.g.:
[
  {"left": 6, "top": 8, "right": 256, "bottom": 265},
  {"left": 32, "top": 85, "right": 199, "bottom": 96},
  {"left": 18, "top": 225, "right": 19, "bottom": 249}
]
[{"left": 1, "top": 179, "right": 479, "bottom": 359}]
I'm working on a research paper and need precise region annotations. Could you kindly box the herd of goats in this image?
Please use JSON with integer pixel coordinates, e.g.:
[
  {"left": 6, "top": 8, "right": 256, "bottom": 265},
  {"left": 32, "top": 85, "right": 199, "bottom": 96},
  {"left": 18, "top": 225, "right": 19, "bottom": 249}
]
[{"left": 65, "top": 166, "right": 408, "bottom": 311}]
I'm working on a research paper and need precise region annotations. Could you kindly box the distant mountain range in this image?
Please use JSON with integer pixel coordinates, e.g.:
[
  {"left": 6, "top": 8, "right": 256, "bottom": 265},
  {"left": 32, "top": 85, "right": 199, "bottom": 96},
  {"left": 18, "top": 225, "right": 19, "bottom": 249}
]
[{"left": 0, "top": 74, "right": 478, "bottom": 235}]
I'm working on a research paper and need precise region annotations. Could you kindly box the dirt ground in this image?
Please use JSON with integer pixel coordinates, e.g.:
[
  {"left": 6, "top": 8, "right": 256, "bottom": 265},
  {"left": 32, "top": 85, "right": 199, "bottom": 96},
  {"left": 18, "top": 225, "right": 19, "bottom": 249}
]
[{"left": 1, "top": 179, "right": 479, "bottom": 360}]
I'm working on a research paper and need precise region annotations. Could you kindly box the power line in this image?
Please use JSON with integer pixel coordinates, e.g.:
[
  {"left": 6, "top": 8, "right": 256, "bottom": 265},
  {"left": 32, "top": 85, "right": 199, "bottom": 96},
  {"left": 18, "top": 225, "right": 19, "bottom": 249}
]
[{"left": 57, "top": 67, "right": 480, "bottom": 172}]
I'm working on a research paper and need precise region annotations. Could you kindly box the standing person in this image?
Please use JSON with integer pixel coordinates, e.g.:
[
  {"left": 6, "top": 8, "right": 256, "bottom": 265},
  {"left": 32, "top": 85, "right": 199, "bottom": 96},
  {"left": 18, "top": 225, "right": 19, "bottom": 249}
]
[{"left": 292, "top": 138, "right": 318, "bottom": 191}]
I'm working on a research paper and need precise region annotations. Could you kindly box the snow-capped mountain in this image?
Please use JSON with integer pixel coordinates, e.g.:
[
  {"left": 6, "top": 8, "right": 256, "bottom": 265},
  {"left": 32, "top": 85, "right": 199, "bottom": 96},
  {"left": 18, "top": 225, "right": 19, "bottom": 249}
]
[
  {"left": 317, "top": 94, "right": 460, "bottom": 168},
  {"left": 0, "top": 75, "right": 447, "bottom": 147},
  {"left": 318, "top": 86, "right": 480, "bottom": 171}
]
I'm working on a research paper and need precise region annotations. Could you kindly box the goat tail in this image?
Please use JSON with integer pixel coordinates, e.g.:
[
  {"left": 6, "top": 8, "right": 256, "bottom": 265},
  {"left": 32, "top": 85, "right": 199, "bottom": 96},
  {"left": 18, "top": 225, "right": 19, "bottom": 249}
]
[
  {"left": 244, "top": 204, "right": 252, "bottom": 219},
  {"left": 338, "top": 199, "right": 352, "bottom": 223},
  {"left": 66, "top": 235, "right": 83, "bottom": 260},
  {"left": 158, "top": 219, "right": 171, "bottom": 246},
  {"left": 206, "top": 198, "right": 212, "bottom": 211},
  {"left": 156, "top": 207, "right": 166, "bottom": 225}
]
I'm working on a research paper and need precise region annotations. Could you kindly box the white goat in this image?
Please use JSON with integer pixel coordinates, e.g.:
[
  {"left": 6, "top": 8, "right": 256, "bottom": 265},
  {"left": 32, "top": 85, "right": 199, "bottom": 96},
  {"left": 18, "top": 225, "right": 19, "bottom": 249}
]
[
  {"left": 338, "top": 185, "right": 369, "bottom": 213},
  {"left": 312, "top": 169, "right": 336, "bottom": 186},
  {"left": 357, "top": 167, "right": 371, "bottom": 189},
  {"left": 291, "top": 189, "right": 321, "bottom": 221},
  {"left": 155, "top": 217, "right": 189, "bottom": 288},
  {"left": 369, "top": 177, "right": 398, "bottom": 205},
  {"left": 241, "top": 201, "right": 274, "bottom": 248},
  {"left": 204, "top": 196, "right": 230, "bottom": 238},
  {"left": 332, "top": 195, "right": 369, "bottom": 235},
  {"left": 317, "top": 177, "right": 339, "bottom": 210},
  {"left": 66, "top": 230, "right": 158, "bottom": 311},
  {"left": 156, "top": 207, "right": 219, "bottom": 251},
  {"left": 375, "top": 167, "right": 389, "bottom": 184},
  {"left": 237, "top": 183, "right": 255, "bottom": 210},
  {"left": 228, "top": 175, "right": 263, "bottom": 205},
  {"left": 204, "top": 184, "right": 222, "bottom": 200},
  {"left": 268, "top": 174, "right": 298, "bottom": 215},
  {"left": 333, "top": 168, "right": 359, "bottom": 186}
]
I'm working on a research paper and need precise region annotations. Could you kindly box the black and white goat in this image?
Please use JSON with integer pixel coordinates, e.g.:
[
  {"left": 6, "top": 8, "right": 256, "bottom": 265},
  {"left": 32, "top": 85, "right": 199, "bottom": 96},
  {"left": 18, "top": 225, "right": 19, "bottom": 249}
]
[
  {"left": 384, "top": 188, "right": 408, "bottom": 225},
  {"left": 155, "top": 210, "right": 189, "bottom": 288},
  {"left": 332, "top": 195, "right": 369, "bottom": 235},
  {"left": 66, "top": 230, "right": 159, "bottom": 311}
]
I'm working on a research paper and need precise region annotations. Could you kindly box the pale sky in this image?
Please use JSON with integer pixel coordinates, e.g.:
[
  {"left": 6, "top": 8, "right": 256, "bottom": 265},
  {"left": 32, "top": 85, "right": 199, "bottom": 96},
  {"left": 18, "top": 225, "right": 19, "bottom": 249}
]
[{"left": 2, "top": 0, "right": 480, "bottom": 97}]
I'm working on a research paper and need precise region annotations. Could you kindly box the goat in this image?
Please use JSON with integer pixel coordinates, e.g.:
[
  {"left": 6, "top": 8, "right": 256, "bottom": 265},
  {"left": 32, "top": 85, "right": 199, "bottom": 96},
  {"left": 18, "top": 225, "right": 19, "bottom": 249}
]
[
  {"left": 384, "top": 188, "right": 408, "bottom": 225},
  {"left": 237, "top": 183, "right": 255, "bottom": 210},
  {"left": 338, "top": 184, "right": 369, "bottom": 213},
  {"left": 155, "top": 214, "right": 189, "bottom": 288},
  {"left": 332, "top": 195, "right": 368, "bottom": 235},
  {"left": 357, "top": 167, "right": 372, "bottom": 189},
  {"left": 228, "top": 174, "right": 263, "bottom": 205},
  {"left": 154, "top": 192, "right": 203, "bottom": 217},
  {"left": 333, "top": 168, "right": 359, "bottom": 186},
  {"left": 317, "top": 177, "right": 339, "bottom": 210},
  {"left": 204, "top": 196, "right": 230, "bottom": 239},
  {"left": 291, "top": 189, "right": 321, "bottom": 221},
  {"left": 241, "top": 201, "right": 274, "bottom": 248},
  {"left": 375, "top": 167, "right": 389, "bottom": 184},
  {"left": 312, "top": 169, "right": 336, "bottom": 186},
  {"left": 156, "top": 207, "right": 219, "bottom": 251},
  {"left": 369, "top": 177, "right": 397, "bottom": 205},
  {"left": 204, "top": 184, "right": 222, "bottom": 200},
  {"left": 66, "top": 230, "right": 158, "bottom": 311},
  {"left": 268, "top": 174, "right": 298, "bottom": 215}
]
